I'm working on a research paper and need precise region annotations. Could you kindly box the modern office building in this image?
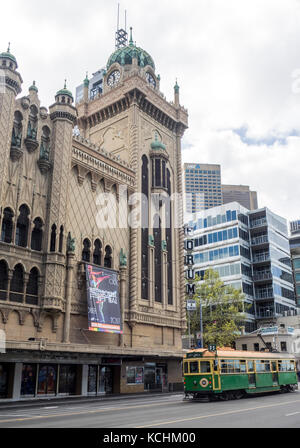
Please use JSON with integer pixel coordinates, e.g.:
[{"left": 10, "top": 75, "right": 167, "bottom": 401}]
[
  {"left": 184, "top": 163, "right": 222, "bottom": 214},
  {"left": 290, "top": 220, "right": 300, "bottom": 307},
  {"left": 222, "top": 185, "right": 258, "bottom": 210},
  {"left": 75, "top": 69, "right": 106, "bottom": 104},
  {"left": 186, "top": 202, "right": 296, "bottom": 333}
]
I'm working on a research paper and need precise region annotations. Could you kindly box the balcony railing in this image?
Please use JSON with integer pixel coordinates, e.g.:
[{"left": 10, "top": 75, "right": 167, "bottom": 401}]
[
  {"left": 251, "top": 236, "right": 269, "bottom": 246},
  {"left": 252, "top": 253, "right": 270, "bottom": 263},
  {"left": 253, "top": 271, "right": 273, "bottom": 281},
  {"left": 250, "top": 218, "right": 267, "bottom": 229},
  {"left": 256, "top": 311, "right": 275, "bottom": 319},
  {"left": 255, "top": 289, "right": 274, "bottom": 299}
]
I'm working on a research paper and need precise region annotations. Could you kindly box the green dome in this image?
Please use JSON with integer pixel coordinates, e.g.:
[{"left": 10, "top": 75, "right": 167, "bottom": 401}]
[
  {"left": 107, "top": 28, "right": 155, "bottom": 71},
  {"left": 56, "top": 80, "right": 73, "bottom": 98},
  {"left": 0, "top": 44, "right": 17, "bottom": 66},
  {"left": 151, "top": 133, "right": 166, "bottom": 151},
  {"left": 29, "top": 81, "right": 38, "bottom": 93}
]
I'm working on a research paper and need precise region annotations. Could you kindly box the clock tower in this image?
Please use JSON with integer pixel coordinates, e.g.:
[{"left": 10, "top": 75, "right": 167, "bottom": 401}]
[{"left": 76, "top": 27, "right": 188, "bottom": 346}]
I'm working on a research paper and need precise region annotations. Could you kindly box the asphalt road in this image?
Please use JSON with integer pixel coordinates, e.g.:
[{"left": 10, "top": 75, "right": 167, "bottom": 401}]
[{"left": 0, "top": 391, "right": 300, "bottom": 428}]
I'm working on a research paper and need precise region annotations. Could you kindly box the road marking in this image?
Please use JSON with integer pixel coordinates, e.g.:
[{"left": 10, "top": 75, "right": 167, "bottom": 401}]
[
  {"left": 0, "top": 399, "right": 183, "bottom": 424},
  {"left": 286, "top": 412, "right": 300, "bottom": 417},
  {"left": 41, "top": 407, "right": 58, "bottom": 410},
  {"left": 136, "top": 399, "right": 300, "bottom": 428}
]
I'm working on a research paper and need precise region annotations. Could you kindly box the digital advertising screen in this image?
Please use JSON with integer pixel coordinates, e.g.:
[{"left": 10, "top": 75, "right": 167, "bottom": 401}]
[{"left": 85, "top": 264, "right": 123, "bottom": 334}]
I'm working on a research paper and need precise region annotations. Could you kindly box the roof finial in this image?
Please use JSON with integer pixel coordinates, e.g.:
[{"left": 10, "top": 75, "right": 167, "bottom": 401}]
[
  {"left": 64, "top": 79, "right": 67, "bottom": 89},
  {"left": 7, "top": 42, "right": 11, "bottom": 53},
  {"left": 129, "top": 27, "right": 133, "bottom": 46}
]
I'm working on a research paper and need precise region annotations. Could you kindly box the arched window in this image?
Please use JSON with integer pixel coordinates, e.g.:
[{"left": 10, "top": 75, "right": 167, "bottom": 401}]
[
  {"left": 82, "top": 239, "right": 91, "bottom": 262},
  {"left": 26, "top": 268, "right": 39, "bottom": 305},
  {"left": 141, "top": 155, "right": 149, "bottom": 300},
  {"left": 31, "top": 218, "right": 43, "bottom": 251},
  {"left": 11, "top": 111, "right": 23, "bottom": 148},
  {"left": 93, "top": 239, "right": 102, "bottom": 266},
  {"left": 0, "top": 261, "right": 8, "bottom": 301},
  {"left": 59, "top": 226, "right": 64, "bottom": 253},
  {"left": 15, "top": 205, "right": 30, "bottom": 248},
  {"left": 50, "top": 224, "right": 57, "bottom": 252},
  {"left": 154, "top": 214, "right": 162, "bottom": 303},
  {"left": 104, "top": 246, "right": 112, "bottom": 269},
  {"left": 10, "top": 264, "right": 24, "bottom": 303},
  {"left": 1, "top": 208, "right": 14, "bottom": 243}
]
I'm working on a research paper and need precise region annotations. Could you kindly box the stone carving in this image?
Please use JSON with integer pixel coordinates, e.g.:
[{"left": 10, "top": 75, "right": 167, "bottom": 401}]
[
  {"left": 120, "top": 248, "right": 127, "bottom": 267},
  {"left": 67, "top": 232, "right": 75, "bottom": 252}
]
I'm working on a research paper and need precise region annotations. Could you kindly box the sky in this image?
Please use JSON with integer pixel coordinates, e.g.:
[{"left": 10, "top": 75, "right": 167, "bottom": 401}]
[{"left": 1, "top": 0, "right": 300, "bottom": 224}]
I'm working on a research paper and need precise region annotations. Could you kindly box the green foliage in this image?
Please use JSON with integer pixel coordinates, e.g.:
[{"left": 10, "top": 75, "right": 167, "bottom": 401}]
[{"left": 186, "top": 269, "right": 247, "bottom": 348}]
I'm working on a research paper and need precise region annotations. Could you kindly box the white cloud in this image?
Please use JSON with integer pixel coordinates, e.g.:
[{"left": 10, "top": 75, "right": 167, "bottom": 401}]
[{"left": 1, "top": 0, "right": 299, "bottom": 221}]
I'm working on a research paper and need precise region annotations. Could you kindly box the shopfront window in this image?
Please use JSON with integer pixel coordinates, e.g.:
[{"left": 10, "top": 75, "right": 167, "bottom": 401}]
[
  {"left": 126, "top": 367, "right": 144, "bottom": 385},
  {"left": 59, "top": 365, "right": 77, "bottom": 395},
  {"left": 21, "top": 364, "right": 37, "bottom": 396},
  {"left": 37, "top": 365, "right": 57, "bottom": 395},
  {"left": 99, "top": 367, "right": 113, "bottom": 395},
  {"left": 88, "top": 365, "right": 98, "bottom": 394}
]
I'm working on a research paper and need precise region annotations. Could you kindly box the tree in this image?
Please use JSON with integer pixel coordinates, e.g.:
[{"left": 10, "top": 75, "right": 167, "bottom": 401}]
[{"left": 186, "top": 269, "right": 247, "bottom": 348}]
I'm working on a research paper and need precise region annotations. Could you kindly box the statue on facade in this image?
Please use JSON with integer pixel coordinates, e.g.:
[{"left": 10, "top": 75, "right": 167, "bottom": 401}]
[
  {"left": 119, "top": 249, "right": 127, "bottom": 267},
  {"left": 27, "top": 120, "right": 37, "bottom": 140},
  {"left": 67, "top": 232, "right": 75, "bottom": 252},
  {"left": 40, "top": 139, "right": 50, "bottom": 161}
]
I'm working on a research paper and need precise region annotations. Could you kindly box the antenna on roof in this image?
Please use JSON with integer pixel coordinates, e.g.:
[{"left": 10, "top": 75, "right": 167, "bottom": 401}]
[{"left": 115, "top": 4, "right": 128, "bottom": 49}]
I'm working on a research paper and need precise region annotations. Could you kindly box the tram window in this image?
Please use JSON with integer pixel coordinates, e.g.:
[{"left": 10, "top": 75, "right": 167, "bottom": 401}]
[
  {"left": 271, "top": 361, "right": 277, "bottom": 372},
  {"left": 221, "top": 360, "right": 234, "bottom": 374},
  {"left": 214, "top": 360, "right": 218, "bottom": 372},
  {"left": 200, "top": 361, "right": 211, "bottom": 373},
  {"left": 265, "top": 361, "right": 271, "bottom": 372},
  {"left": 240, "top": 361, "right": 246, "bottom": 373},
  {"left": 184, "top": 363, "right": 189, "bottom": 374},
  {"left": 247, "top": 360, "right": 254, "bottom": 372},
  {"left": 234, "top": 360, "right": 240, "bottom": 372},
  {"left": 190, "top": 362, "right": 199, "bottom": 374},
  {"left": 256, "top": 361, "right": 265, "bottom": 372},
  {"left": 291, "top": 360, "right": 296, "bottom": 371}
]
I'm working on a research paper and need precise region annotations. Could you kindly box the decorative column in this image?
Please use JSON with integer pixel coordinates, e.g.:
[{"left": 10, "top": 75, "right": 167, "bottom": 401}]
[
  {"left": 162, "top": 241, "right": 168, "bottom": 309},
  {"left": 119, "top": 249, "right": 127, "bottom": 347},
  {"left": 175, "top": 124, "right": 187, "bottom": 334},
  {"left": 129, "top": 99, "right": 139, "bottom": 320},
  {"left": 63, "top": 233, "right": 76, "bottom": 343},
  {"left": 148, "top": 236, "right": 155, "bottom": 308}
]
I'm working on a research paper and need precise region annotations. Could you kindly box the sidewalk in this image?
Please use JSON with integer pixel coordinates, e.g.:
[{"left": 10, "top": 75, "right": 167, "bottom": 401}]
[{"left": 0, "top": 391, "right": 182, "bottom": 411}]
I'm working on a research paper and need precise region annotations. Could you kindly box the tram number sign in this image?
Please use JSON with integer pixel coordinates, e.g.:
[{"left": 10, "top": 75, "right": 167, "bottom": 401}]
[{"left": 208, "top": 344, "right": 217, "bottom": 352}]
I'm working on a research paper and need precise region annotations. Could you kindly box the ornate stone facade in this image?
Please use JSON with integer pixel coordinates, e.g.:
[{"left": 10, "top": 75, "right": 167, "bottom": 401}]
[{"left": 0, "top": 35, "right": 188, "bottom": 399}]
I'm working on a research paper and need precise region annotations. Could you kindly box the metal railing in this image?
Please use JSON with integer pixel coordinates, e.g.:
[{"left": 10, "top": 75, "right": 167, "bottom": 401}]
[
  {"left": 255, "top": 289, "right": 274, "bottom": 299},
  {"left": 250, "top": 218, "right": 267, "bottom": 229},
  {"left": 251, "top": 236, "right": 269, "bottom": 246},
  {"left": 253, "top": 271, "right": 273, "bottom": 281},
  {"left": 252, "top": 253, "right": 270, "bottom": 263}
]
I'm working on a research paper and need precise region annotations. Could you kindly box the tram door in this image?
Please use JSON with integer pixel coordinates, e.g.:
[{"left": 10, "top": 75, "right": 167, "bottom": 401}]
[
  {"left": 271, "top": 361, "right": 278, "bottom": 385},
  {"left": 247, "top": 360, "right": 256, "bottom": 388},
  {"left": 213, "top": 360, "right": 221, "bottom": 390}
]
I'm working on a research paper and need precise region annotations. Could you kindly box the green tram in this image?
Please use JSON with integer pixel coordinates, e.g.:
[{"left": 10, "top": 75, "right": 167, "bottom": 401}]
[{"left": 183, "top": 348, "right": 298, "bottom": 400}]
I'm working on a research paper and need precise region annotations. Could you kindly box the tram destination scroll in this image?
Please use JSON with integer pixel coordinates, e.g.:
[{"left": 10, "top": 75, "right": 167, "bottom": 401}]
[{"left": 85, "top": 264, "right": 123, "bottom": 334}]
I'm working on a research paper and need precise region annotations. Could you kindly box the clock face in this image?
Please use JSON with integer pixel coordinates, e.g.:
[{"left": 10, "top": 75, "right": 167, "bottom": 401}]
[
  {"left": 146, "top": 72, "right": 156, "bottom": 88},
  {"left": 107, "top": 70, "right": 121, "bottom": 87}
]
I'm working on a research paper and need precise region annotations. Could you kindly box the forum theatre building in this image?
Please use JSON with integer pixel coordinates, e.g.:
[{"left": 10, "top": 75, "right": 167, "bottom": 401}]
[{"left": 0, "top": 30, "right": 188, "bottom": 400}]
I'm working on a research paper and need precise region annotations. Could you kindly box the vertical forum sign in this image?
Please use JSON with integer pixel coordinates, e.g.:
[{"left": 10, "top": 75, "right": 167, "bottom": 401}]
[{"left": 184, "top": 225, "right": 195, "bottom": 296}]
